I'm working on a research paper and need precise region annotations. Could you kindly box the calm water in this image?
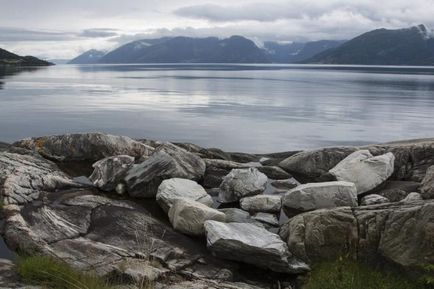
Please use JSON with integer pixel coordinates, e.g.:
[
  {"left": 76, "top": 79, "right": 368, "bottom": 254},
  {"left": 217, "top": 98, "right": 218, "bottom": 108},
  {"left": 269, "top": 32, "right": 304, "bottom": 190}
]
[{"left": 1, "top": 64, "right": 434, "bottom": 153}]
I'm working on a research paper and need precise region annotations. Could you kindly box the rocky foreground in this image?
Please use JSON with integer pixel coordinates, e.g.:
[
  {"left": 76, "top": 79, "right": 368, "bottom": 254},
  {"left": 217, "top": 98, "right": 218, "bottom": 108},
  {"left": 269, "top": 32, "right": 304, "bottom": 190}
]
[{"left": 0, "top": 133, "right": 433, "bottom": 289}]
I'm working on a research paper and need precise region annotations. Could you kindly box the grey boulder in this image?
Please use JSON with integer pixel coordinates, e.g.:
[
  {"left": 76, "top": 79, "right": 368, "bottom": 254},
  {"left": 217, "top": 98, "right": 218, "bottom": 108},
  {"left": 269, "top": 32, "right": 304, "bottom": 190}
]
[
  {"left": 401, "top": 192, "right": 423, "bottom": 203},
  {"left": 251, "top": 212, "right": 279, "bottom": 227},
  {"left": 218, "top": 168, "right": 267, "bottom": 203},
  {"left": 240, "top": 195, "right": 282, "bottom": 213},
  {"left": 282, "top": 181, "right": 357, "bottom": 218},
  {"left": 125, "top": 143, "right": 206, "bottom": 198},
  {"left": 89, "top": 155, "right": 135, "bottom": 193},
  {"left": 421, "top": 165, "right": 434, "bottom": 199},
  {"left": 204, "top": 221, "right": 309, "bottom": 273},
  {"left": 329, "top": 150, "right": 395, "bottom": 195},
  {"left": 156, "top": 178, "right": 213, "bottom": 213},
  {"left": 168, "top": 199, "right": 226, "bottom": 236},
  {"left": 13, "top": 133, "right": 153, "bottom": 162}
]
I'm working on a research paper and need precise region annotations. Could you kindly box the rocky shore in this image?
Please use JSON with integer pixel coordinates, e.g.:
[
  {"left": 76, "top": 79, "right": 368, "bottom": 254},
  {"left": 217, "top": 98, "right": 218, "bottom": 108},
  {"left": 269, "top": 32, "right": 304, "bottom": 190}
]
[{"left": 0, "top": 133, "right": 434, "bottom": 288}]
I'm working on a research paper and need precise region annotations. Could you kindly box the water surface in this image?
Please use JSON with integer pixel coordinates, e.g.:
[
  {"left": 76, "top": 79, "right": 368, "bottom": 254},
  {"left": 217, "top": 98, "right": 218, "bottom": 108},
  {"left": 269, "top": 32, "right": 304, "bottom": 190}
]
[{"left": 1, "top": 64, "right": 434, "bottom": 152}]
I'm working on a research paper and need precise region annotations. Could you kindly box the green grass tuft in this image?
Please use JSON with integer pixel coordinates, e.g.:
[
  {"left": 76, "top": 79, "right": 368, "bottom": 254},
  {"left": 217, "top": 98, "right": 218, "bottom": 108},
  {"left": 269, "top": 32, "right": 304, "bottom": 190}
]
[
  {"left": 302, "top": 258, "right": 431, "bottom": 289},
  {"left": 17, "top": 255, "right": 112, "bottom": 289}
]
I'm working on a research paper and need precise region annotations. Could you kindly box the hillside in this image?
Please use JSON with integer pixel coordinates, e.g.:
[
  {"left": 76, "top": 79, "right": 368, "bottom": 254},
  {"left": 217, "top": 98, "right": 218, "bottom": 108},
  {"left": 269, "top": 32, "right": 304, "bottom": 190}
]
[
  {"left": 304, "top": 25, "right": 434, "bottom": 65},
  {"left": 68, "top": 49, "right": 106, "bottom": 64},
  {"left": 0, "top": 48, "right": 53, "bottom": 66}
]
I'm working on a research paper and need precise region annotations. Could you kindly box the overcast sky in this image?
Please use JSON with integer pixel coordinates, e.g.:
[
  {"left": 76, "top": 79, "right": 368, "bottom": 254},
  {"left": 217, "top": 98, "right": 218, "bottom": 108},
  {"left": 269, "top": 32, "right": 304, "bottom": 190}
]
[{"left": 1, "top": 0, "right": 433, "bottom": 59}]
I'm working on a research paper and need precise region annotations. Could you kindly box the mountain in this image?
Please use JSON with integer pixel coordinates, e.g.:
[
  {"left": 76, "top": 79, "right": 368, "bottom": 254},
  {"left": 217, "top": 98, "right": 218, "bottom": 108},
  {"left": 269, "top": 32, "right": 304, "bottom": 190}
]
[
  {"left": 68, "top": 49, "right": 106, "bottom": 64},
  {"left": 0, "top": 48, "right": 53, "bottom": 66},
  {"left": 305, "top": 25, "right": 434, "bottom": 65},
  {"left": 263, "top": 40, "right": 345, "bottom": 63},
  {"left": 99, "top": 36, "right": 270, "bottom": 63}
]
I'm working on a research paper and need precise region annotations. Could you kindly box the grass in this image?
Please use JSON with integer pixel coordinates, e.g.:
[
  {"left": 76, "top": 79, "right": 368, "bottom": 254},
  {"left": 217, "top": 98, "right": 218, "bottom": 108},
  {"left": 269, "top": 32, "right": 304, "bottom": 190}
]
[
  {"left": 302, "top": 258, "right": 433, "bottom": 289},
  {"left": 17, "top": 255, "right": 156, "bottom": 289},
  {"left": 17, "top": 255, "right": 112, "bottom": 289}
]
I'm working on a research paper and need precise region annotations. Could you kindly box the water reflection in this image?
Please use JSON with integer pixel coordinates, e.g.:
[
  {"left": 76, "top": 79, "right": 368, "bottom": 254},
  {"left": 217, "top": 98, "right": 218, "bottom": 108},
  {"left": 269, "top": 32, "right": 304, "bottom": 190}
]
[
  {"left": 0, "top": 64, "right": 433, "bottom": 152},
  {"left": 0, "top": 66, "right": 43, "bottom": 90}
]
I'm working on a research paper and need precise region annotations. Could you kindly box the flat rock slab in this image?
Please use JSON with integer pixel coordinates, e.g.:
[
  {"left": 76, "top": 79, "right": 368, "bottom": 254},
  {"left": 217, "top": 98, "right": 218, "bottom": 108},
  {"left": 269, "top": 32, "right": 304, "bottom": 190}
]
[
  {"left": 240, "top": 195, "right": 282, "bottom": 213},
  {"left": 282, "top": 181, "right": 357, "bottom": 218},
  {"left": 204, "top": 221, "right": 309, "bottom": 274},
  {"left": 13, "top": 133, "right": 153, "bottom": 162},
  {"left": 0, "top": 152, "right": 79, "bottom": 205}
]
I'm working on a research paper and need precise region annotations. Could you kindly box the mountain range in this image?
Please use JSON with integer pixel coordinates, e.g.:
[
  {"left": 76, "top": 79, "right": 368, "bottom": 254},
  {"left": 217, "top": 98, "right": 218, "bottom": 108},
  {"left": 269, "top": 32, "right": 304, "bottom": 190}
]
[
  {"left": 0, "top": 48, "right": 52, "bottom": 66},
  {"left": 68, "top": 24, "right": 434, "bottom": 66},
  {"left": 305, "top": 25, "right": 434, "bottom": 65}
]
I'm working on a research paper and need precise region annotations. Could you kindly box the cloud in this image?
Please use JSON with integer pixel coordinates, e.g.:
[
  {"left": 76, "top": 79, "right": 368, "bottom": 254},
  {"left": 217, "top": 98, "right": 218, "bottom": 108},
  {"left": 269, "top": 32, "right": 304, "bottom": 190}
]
[
  {"left": 78, "top": 28, "right": 119, "bottom": 38},
  {"left": 0, "top": 27, "right": 75, "bottom": 42}
]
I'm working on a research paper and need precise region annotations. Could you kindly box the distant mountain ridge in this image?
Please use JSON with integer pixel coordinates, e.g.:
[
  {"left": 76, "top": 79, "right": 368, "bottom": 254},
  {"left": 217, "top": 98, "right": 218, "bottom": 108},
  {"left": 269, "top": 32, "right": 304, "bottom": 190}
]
[
  {"left": 304, "top": 24, "right": 434, "bottom": 65},
  {"left": 68, "top": 49, "right": 106, "bottom": 64},
  {"left": 0, "top": 48, "right": 52, "bottom": 66},
  {"left": 99, "top": 36, "right": 269, "bottom": 64},
  {"left": 71, "top": 36, "right": 343, "bottom": 64}
]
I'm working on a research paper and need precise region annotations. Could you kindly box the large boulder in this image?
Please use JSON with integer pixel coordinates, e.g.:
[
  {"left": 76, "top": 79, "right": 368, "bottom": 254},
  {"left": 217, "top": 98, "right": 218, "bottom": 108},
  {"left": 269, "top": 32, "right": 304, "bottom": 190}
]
[
  {"left": 240, "top": 195, "right": 282, "bottom": 213},
  {"left": 156, "top": 178, "right": 213, "bottom": 213},
  {"left": 204, "top": 221, "right": 309, "bottom": 273},
  {"left": 125, "top": 144, "right": 206, "bottom": 198},
  {"left": 203, "top": 159, "right": 247, "bottom": 188},
  {"left": 0, "top": 152, "right": 78, "bottom": 205},
  {"left": 89, "top": 155, "right": 135, "bottom": 193},
  {"left": 218, "top": 208, "right": 265, "bottom": 228},
  {"left": 278, "top": 147, "right": 357, "bottom": 181},
  {"left": 13, "top": 133, "right": 153, "bottom": 162},
  {"left": 282, "top": 181, "right": 357, "bottom": 218},
  {"left": 218, "top": 168, "right": 267, "bottom": 203},
  {"left": 421, "top": 165, "right": 434, "bottom": 199},
  {"left": 280, "top": 200, "right": 434, "bottom": 270},
  {"left": 329, "top": 150, "right": 395, "bottom": 195},
  {"left": 168, "top": 199, "right": 226, "bottom": 236}
]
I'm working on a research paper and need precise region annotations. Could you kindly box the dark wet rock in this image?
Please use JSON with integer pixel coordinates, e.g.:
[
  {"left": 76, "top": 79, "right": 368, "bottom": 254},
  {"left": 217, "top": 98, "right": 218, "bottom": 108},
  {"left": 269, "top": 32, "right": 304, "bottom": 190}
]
[
  {"left": 282, "top": 181, "right": 357, "bottom": 218},
  {"left": 125, "top": 143, "right": 206, "bottom": 198},
  {"left": 360, "top": 194, "right": 389, "bottom": 206},
  {"left": 279, "top": 147, "right": 358, "bottom": 181},
  {"left": 270, "top": 179, "right": 300, "bottom": 191},
  {"left": 280, "top": 200, "right": 434, "bottom": 270},
  {"left": 13, "top": 133, "right": 153, "bottom": 162},
  {"left": 218, "top": 208, "right": 264, "bottom": 228},
  {"left": 89, "top": 155, "right": 135, "bottom": 193},
  {"left": 0, "top": 142, "right": 9, "bottom": 153},
  {"left": 421, "top": 165, "right": 434, "bottom": 199},
  {"left": 157, "top": 178, "right": 213, "bottom": 214},
  {"left": 218, "top": 168, "right": 268, "bottom": 203},
  {"left": 240, "top": 195, "right": 282, "bottom": 213},
  {"left": 168, "top": 199, "right": 226, "bottom": 236},
  {"left": 376, "top": 180, "right": 420, "bottom": 202},
  {"left": 329, "top": 150, "right": 395, "bottom": 195},
  {"left": 203, "top": 159, "right": 246, "bottom": 188},
  {"left": 204, "top": 221, "right": 309, "bottom": 274},
  {"left": 257, "top": 166, "right": 291, "bottom": 180},
  {"left": 251, "top": 212, "right": 279, "bottom": 227},
  {"left": 0, "top": 152, "right": 79, "bottom": 205}
]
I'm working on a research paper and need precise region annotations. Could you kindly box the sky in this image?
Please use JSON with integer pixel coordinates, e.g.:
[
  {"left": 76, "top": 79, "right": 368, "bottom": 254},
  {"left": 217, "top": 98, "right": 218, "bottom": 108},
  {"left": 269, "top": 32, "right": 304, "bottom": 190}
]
[{"left": 1, "top": 0, "right": 433, "bottom": 59}]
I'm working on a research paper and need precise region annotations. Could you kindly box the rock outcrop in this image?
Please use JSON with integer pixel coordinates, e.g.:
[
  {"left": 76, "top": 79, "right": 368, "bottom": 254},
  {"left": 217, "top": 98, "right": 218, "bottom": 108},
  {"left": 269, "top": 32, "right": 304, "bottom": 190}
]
[
  {"left": 13, "top": 133, "right": 153, "bottom": 162},
  {"left": 282, "top": 181, "right": 358, "bottom": 217},
  {"left": 329, "top": 150, "right": 395, "bottom": 195},
  {"left": 204, "top": 221, "right": 309, "bottom": 273},
  {"left": 0, "top": 152, "right": 79, "bottom": 205},
  {"left": 125, "top": 143, "right": 206, "bottom": 198},
  {"left": 168, "top": 199, "right": 226, "bottom": 236},
  {"left": 157, "top": 178, "right": 213, "bottom": 213},
  {"left": 218, "top": 168, "right": 267, "bottom": 203},
  {"left": 280, "top": 200, "right": 434, "bottom": 270},
  {"left": 89, "top": 155, "right": 135, "bottom": 193}
]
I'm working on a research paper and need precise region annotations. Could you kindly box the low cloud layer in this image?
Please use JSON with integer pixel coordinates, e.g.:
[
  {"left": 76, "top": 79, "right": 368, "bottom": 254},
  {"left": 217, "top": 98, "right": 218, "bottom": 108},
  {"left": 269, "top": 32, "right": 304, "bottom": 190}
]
[{"left": 0, "top": 0, "right": 433, "bottom": 59}]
